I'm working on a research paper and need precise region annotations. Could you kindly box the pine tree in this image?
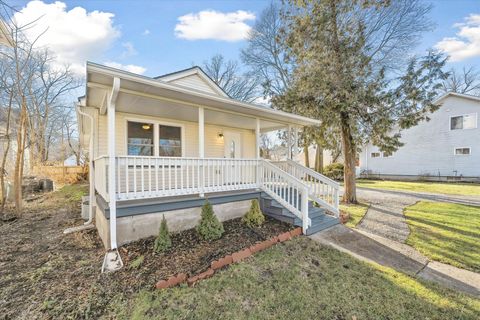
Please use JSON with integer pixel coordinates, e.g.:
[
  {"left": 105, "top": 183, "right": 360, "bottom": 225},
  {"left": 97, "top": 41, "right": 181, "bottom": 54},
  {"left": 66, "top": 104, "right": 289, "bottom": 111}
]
[
  {"left": 242, "top": 199, "right": 265, "bottom": 228},
  {"left": 154, "top": 215, "right": 172, "bottom": 253},
  {"left": 276, "top": 0, "right": 448, "bottom": 203},
  {"left": 197, "top": 200, "right": 224, "bottom": 241}
]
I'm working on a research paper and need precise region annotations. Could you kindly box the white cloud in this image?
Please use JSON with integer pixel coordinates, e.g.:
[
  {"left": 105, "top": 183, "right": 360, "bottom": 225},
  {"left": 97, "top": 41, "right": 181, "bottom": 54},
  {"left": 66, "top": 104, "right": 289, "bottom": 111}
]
[
  {"left": 104, "top": 61, "right": 146, "bottom": 75},
  {"left": 174, "top": 10, "right": 255, "bottom": 41},
  {"left": 13, "top": 0, "right": 120, "bottom": 74},
  {"left": 120, "top": 41, "right": 137, "bottom": 59},
  {"left": 435, "top": 13, "right": 480, "bottom": 62},
  {"left": 142, "top": 29, "right": 150, "bottom": 35}
]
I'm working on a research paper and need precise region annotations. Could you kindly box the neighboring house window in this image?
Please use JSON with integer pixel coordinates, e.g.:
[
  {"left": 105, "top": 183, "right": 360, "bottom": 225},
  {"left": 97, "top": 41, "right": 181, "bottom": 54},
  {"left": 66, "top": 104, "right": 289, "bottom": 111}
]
[
  {"left": 159, "top": 125, "right": 182, "bottom": 157},
  {"left": 383, "top": 151, "right": 393, "bottom": 158},
  {"left": 450, "top": 113, "right": 477, "bottom": 130},
  {"left": 127, "top": 121, "right": 154, "bottom": 156},
  {"left": 371, "top": 152, "right": 380, "bottom": 158},
  {"left": 454, "top": 147, "right": 471, "bottom": 155}
]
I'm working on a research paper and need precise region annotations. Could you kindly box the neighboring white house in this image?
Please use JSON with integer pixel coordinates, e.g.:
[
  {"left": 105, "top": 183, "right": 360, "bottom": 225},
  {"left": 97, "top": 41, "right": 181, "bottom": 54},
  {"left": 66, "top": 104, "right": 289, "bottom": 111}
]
[
  {"left": 77, "top": 62, "right": 340, "bottom": 270},
  {"left": 358, "top": 92, "right": 480, "bottom": 181}
]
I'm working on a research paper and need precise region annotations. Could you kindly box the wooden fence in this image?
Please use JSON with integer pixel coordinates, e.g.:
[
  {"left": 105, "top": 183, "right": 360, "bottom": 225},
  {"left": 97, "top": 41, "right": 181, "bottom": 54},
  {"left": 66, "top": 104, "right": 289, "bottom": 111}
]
[{"left": 32, "top": 165, "right": 87, "bottom": 185}]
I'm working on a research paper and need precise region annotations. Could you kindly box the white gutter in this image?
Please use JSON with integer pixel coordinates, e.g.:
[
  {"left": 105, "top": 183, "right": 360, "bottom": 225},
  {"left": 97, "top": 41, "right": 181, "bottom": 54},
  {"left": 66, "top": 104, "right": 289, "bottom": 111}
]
[{"left": 63, "top": 106, "right": 95, "bottom": 234}]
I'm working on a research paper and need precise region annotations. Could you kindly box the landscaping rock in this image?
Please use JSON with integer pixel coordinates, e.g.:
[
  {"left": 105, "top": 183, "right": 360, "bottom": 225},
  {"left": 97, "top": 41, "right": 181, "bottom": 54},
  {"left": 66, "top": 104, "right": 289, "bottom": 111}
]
[
  {"left": 290, "top": 227, "right": 302, "bottom": 237},
  {"left": 211, "top": 255, "right": 233, "bottom": 270},
  {"left": 278, "top": 232, "right": 292, "bottom": 242},
  {"left": 232, "top": 248, "right": 252, "bottom": 263}
]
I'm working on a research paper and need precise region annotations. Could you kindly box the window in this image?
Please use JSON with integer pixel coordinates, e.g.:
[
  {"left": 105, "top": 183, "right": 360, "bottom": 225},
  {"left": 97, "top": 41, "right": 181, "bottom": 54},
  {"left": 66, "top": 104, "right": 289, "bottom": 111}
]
[
  {"left": 229, "top": 140, "right": 236, "bottom": 158},
  {"left": 159, "top": 125, "right": 182, "bottom": 157},
  {"left": 455, "top": 147, "right": 471, "bottom": 155},
  {"left": 371, "top": 152, "right": 380, "bottom": 158},
  {"left": 450, "top": 113, "right": 477, "bottom": 130},
  {"left": 383, "top": 151, "right": 393, "bottom": 158},
  {"left": 127, "top": 121, "right": 154, "bottom": 156}
]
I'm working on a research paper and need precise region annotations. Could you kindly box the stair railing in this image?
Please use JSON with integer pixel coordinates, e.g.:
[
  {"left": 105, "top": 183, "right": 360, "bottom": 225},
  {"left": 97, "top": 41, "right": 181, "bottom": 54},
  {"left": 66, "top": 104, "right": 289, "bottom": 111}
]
[
  {"left": 259, "top": 160, "right": 311, "bottom": 234},
  {"left": 272, "top": 160, "right": 340, "bottom": 217}
]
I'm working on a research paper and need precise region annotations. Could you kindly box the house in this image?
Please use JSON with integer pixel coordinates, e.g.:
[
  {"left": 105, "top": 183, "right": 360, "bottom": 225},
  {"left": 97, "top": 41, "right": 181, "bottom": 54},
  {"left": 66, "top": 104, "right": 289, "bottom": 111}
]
[
  {"left": 77, "top": 62, "right": 340, "bottom": 269},
  {"left": 358, "top": 92, "right": 480, "bottom": 181},
  {"left": 294, "top": 145, "right": 342, "bottom": 169}
]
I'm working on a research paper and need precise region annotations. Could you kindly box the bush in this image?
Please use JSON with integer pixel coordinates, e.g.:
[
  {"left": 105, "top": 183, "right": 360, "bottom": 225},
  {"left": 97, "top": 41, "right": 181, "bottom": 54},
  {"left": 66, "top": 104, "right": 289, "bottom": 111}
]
[
  {"left": 197, "top": 200, "right": 224, "bottom": 241},
  {"left": 242, "top": 199, "right": 265, "bottom": 228},
  {"left": 154, "top": 215, "right": 172, "bottom": 253},
  {"left": 323, "top": 163, "right": 344, "bottom": 181}
]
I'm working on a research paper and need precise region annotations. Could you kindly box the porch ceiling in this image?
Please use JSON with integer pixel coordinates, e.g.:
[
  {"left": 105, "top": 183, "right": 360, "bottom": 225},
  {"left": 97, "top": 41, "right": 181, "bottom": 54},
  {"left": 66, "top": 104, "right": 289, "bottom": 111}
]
[{"left": 85, "top": 62, "right": 320, "bottom": 131}]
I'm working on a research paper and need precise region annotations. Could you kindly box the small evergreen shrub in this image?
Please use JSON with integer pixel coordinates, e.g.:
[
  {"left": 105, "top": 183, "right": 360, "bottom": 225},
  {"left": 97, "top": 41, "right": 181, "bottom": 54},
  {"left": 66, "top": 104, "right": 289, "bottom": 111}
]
[
  {"left": 323, "top": 163, "right": 344, "bottom": 181},
  {"left": 197, "top": 200, "right": 224, "bottom": 241},
  {"left": 154, "top": 215, "right": 172, "bottom": 253},
  {"left": 242, "top": 199, "right": 265, "bottom": 228}
]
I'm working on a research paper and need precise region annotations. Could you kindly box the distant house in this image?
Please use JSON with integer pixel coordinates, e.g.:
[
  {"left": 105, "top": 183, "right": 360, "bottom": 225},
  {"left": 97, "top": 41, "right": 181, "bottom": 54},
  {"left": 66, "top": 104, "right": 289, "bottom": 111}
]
[{"left": 358, "top": 92, "right": 480, "bottom": 181}]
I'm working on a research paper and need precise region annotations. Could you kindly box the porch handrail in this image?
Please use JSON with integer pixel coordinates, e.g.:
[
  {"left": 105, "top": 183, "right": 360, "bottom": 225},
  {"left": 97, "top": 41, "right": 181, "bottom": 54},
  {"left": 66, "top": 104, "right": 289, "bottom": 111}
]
[
  {"left": 260, "top": 160, "right": 311, "bottom": 233},
  {"left": 272, "top": 159, "right": 340, "bottom": 217}
]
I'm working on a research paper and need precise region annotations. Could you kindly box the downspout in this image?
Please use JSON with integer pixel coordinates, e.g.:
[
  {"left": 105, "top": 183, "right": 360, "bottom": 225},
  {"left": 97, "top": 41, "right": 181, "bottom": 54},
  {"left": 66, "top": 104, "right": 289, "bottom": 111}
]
[{"left": 63, "top": 106, "right": 95, "bottom": 234}]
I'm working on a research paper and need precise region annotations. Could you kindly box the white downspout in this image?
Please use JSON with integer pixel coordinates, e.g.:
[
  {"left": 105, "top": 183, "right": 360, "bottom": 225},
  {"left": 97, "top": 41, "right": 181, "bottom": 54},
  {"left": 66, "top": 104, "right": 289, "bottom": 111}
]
[{"left": 63, "top": 106, "right": 95, "bottom": 234}]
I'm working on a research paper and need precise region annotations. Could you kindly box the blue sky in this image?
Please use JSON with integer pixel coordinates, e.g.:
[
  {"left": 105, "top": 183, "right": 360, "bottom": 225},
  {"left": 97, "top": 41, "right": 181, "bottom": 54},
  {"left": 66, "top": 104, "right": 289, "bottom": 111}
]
[{"left": 9, "top": 0, "right": 480, "bottom": 78}]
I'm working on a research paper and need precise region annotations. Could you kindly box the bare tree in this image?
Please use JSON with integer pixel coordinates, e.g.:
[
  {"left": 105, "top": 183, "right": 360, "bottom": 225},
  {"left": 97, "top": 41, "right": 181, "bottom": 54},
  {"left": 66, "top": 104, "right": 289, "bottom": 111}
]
[
  {"left": 202, "top": 54, "right": 260, "bottom": 103},
  {"left": 241, "top": 2, "right": 291, "bottom": 97},
  {"left": 442, "top": 67, "right": 480, "bottom": 96}
]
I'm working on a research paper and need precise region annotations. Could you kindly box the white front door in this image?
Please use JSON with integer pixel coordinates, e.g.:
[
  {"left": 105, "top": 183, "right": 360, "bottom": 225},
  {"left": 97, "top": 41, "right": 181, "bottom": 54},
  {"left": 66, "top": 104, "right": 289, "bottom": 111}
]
[{"left": 223, "top": 131, "right": 242, "bottom": 158}]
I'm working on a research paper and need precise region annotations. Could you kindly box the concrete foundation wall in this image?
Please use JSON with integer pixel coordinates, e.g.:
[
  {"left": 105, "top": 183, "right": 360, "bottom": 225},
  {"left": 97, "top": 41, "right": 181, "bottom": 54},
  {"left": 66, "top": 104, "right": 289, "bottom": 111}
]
[{"left": 95, "top": 199, "right": 252, "bottom": 249}]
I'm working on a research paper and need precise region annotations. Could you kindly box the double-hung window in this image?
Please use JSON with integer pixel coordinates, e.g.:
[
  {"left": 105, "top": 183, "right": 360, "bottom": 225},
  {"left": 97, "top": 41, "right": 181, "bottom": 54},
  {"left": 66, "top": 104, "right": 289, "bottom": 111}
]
[
  {"left": 127, "top": 121, "right": 182, "bottom": 157},
  {"left": 450, "top": 113, "right": 477, "bottom": 130},
  {"left": 454, "top": 147, "right": 471, "bottom": 156}
]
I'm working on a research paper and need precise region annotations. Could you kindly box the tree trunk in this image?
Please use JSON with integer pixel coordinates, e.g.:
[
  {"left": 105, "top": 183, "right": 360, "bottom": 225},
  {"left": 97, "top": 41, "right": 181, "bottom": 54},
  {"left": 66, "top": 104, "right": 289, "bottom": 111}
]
[
  {"left": 314, "top": 143, "right": 324, "bottom": 173},
  {"left": 340, "top": 113, "right": 357, "bottom": 203},
  {"left": 14, "top": 104, "right": 27, "bottom": 215},
  {"left": 303, "top": 145, "right": 310, "bottom": 168}
]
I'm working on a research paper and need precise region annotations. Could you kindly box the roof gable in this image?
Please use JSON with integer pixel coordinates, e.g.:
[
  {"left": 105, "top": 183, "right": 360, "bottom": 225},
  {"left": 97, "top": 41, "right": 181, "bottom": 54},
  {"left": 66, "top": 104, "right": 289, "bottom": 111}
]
[
  {"left": 155, "top": 67, "right": 228, "bottom": 98},
  {"left": 434, "top": 92, "right": 480, "bottom": 105}
]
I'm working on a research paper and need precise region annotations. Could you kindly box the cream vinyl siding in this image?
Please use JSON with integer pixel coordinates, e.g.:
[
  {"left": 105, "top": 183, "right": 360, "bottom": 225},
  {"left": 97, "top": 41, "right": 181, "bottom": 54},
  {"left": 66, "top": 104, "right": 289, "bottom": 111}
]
[
  {"left": 167, "top": 74, "right": 220, "bottom": 96},
  {"left": 96, "top": 111, "right": 256, "bottom": 159}
]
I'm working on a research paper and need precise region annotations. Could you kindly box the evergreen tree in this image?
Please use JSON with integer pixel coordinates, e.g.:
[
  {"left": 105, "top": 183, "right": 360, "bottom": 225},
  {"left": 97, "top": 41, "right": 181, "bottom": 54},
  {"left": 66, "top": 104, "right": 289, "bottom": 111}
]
[
  {"left": 197, "top": 200, "right": 224, "bottom": 241},
  {"left": 275, "top": 0, "right": 447, "bottom": 203},
  {"left": 154, "top": 215, "right": 172, "bottom": 253},
  {"left": 242, "top": 199, "right": 265, "bottom": 228}
]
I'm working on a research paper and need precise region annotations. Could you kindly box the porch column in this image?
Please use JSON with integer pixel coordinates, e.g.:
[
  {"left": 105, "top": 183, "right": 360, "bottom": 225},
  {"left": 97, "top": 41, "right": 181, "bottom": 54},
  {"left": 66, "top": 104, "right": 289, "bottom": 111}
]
[
  {"left": 293, "top": 126, "right": 299, "bottom": 161},
  {"left": 198, "top": 107, "right": 205, "bottom": 196},
  {"left": 287, "top": 124, "right": 292, "bottom": 160},
  {"left": 108, "top": 77, "right": 120, "bottom": 250},
  {"left": 255, "top": 118, "right": 261, "bottom": 159},
  {"left": 198, "top": 107, "right": 205, "bottom": 158}
]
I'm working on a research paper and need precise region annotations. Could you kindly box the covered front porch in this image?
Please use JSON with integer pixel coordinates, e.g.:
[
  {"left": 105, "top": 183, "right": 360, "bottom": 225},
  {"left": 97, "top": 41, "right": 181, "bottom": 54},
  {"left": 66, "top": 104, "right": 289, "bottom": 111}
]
[{"left": 80, "top": 62, "right": 339, "bottom": 256}]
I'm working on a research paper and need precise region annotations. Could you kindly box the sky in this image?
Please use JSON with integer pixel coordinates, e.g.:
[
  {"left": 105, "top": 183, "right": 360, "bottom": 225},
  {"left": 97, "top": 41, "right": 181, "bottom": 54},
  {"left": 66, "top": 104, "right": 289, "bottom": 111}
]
[{"left": 7, "top": 0, "right": 480, "bottom": 79}]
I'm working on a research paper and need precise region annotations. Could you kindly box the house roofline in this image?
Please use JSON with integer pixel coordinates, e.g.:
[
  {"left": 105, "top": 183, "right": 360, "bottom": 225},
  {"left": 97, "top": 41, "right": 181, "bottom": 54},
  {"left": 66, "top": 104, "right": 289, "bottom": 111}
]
[
  {"left": 434, "top": 92, "right": 480, "bottom": 105},
  {"left": 85, "top": 61, "right": 321, "bottom": 127}
]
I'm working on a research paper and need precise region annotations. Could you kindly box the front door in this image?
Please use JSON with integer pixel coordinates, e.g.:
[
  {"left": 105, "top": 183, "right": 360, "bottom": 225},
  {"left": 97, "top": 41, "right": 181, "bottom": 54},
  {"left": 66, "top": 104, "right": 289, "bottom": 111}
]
[{"left": 223, "top": 131, "right": 242, "bottom": 158}]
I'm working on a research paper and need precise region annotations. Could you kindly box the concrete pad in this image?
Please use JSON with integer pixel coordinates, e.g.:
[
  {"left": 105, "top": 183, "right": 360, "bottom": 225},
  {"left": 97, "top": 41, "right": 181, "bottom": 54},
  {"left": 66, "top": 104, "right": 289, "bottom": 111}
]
[
  {"left": 310, "top": 224, "right": 424, "bottom": 276},
  {"left": 419, "top": 261, "right": 480, "bottom": 297}
]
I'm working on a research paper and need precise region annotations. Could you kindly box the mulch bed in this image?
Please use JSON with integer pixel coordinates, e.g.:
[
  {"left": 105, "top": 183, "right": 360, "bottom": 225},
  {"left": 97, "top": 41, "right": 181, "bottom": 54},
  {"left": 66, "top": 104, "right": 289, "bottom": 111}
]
[{"left": 117, "top": 217, "right": 294, "bottom": 289}]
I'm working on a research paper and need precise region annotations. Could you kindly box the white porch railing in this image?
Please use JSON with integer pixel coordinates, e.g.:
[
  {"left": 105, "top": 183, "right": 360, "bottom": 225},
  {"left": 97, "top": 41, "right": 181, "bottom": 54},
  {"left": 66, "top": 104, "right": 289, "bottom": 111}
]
[
  {"left": 272, "top": 159, "right": 340, "bottom": 216},
  {"left": 93, "top": 156, "right": 314, "bottom": 233}
]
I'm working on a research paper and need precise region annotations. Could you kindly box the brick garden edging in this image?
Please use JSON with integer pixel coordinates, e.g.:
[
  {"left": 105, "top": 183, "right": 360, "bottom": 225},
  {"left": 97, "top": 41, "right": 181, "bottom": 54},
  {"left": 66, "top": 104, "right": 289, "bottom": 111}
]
[{"left": 155, "top": 227, "right": 303, "bottom": 289}]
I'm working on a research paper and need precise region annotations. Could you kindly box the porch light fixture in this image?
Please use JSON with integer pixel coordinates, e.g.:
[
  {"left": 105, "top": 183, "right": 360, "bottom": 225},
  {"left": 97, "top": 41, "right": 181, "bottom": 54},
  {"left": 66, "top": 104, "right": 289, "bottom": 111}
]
[
  {"left": 218, "top": 132, "right": 224, "bottom": 138},
  {"left": 142, "top": 124, "right": 151, "bottom": 130}
]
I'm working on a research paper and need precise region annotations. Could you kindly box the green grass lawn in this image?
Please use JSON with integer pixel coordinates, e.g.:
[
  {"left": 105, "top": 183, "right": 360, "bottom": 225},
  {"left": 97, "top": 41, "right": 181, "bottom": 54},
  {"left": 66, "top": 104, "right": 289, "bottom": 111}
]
[
  {"left": 120, "top": 238, "right": 480, "bottom": 320},
  {"left": 404, "top": 201, "right": 480, "bottom": 273},
  {"left": 357, "top": 180, "right": 480, "bottom": 196},
  {"left": 339, "top": 202, "right": 369, "bottom": 227}
]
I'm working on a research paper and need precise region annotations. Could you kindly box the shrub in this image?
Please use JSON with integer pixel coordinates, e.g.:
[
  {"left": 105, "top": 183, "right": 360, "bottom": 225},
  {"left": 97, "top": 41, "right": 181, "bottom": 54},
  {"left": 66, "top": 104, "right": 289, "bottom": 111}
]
[
  {"left": 323, "top": 162, "right": 344, "bottom": 181},
  {"left": 197, "top": 200, "right": 224, "bottom": 241},
  {"left": 242, "top": 199, "right": 265, "bottom": 228},
  {"left": 154, "top": 215, "right": 172, "bottom": 253}
]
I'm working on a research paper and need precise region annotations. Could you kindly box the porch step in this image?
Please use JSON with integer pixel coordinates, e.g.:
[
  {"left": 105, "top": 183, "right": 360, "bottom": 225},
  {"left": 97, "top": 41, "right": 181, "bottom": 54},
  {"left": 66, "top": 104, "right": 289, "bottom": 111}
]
[{"left": 260, "top": 193, "right": 339, "bottom": 235}]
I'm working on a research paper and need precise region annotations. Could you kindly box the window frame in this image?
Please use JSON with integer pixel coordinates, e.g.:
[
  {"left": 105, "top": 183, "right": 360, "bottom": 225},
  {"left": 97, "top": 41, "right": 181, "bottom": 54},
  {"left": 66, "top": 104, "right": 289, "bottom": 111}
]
[
  {"left": 449, "top": 113, "right": 477, "bottom": 131},
  {"left": 454, "top": 147, "right": 471, "bottom": 156},
  {"left": 371, "top": 152, "right": 381, "bottom": 158},
  {"left": 125, "top": 117, "right": 185, "bottom": 157}
]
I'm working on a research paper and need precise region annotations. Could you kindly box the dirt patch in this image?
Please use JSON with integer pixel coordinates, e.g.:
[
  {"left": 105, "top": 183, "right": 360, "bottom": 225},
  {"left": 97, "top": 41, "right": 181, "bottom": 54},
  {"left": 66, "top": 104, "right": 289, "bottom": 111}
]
[{"left": 0, "top": 184, "right": 293, "bottom": 319}]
